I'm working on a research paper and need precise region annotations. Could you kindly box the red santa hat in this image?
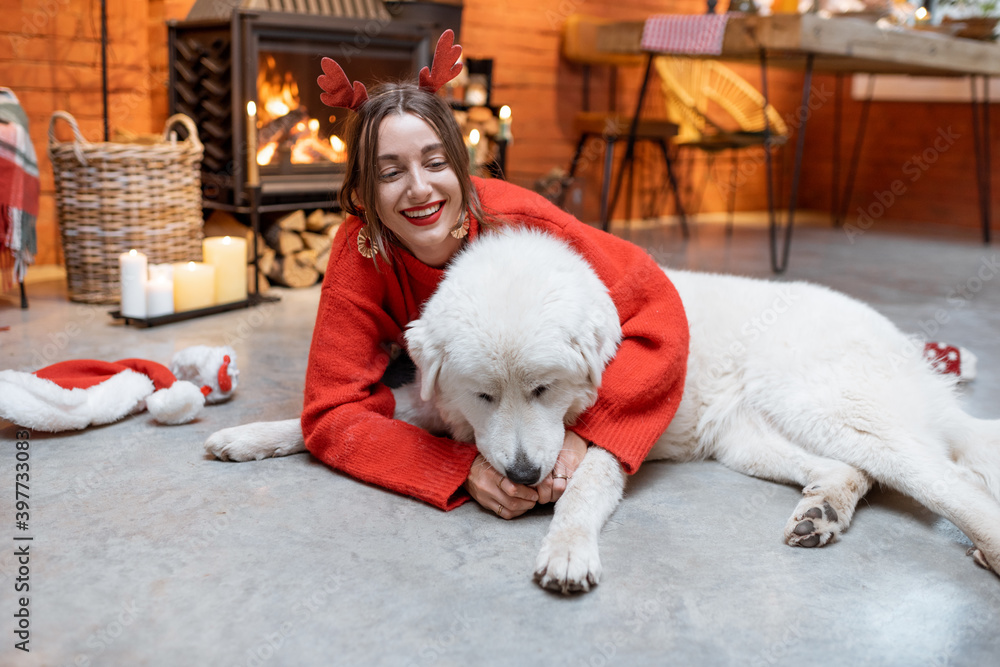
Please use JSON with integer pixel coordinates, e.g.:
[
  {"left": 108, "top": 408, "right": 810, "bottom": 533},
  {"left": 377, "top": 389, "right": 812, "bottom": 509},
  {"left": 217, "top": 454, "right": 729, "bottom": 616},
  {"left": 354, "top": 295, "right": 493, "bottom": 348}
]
[{"left": 0, "top": 346, "right": 237, "bottom": 432}]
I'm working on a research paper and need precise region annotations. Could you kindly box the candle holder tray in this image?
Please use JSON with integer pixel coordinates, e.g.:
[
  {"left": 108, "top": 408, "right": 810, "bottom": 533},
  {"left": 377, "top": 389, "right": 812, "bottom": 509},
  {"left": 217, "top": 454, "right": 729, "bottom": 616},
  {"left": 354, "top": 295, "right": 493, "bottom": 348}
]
[{"left": 110, "top": 298, "right": 255, "bottom": 328}]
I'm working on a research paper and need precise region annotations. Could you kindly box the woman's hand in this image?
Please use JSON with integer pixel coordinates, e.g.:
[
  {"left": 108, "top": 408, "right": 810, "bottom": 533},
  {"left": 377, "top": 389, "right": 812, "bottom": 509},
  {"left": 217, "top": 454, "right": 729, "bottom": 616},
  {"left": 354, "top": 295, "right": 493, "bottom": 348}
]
[
  {"left": 464, "top": 454, "right": 538, "bottom": 519},
  {"left": 534, "top": 431, "right": 589, "bottom": 505}
]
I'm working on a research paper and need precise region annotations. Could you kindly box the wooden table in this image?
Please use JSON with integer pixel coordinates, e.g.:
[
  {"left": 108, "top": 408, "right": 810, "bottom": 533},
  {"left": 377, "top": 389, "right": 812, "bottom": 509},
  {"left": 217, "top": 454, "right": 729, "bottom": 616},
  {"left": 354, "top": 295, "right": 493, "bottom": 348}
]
[{"left": 597, "top": 14, "right": 998, "bottom": 271}]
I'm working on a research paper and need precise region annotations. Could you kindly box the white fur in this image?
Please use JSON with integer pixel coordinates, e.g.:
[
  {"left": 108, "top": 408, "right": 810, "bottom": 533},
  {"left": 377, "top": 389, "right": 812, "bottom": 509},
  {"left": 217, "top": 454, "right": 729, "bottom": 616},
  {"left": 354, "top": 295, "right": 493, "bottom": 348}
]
[
  {"left": 204, "top": 418, "right": 304, "bottom": 461},
  {"left": 206, "top": 228, "right": 1000, "bottom": 593},
  {"left": 0, "top": 368, "right": 153, "bottom": 432},
  {"left": 406, "top": 229, "right": 622, "bottom": 485},
  {"left": 146, "top": 381, "right": 206, "bottom": 425}
]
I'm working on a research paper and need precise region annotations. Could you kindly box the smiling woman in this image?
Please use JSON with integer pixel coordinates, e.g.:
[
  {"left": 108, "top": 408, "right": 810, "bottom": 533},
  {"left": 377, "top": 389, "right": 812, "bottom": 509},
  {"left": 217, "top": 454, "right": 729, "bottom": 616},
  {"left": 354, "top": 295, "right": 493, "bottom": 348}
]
[{"left": 372, "top": 113, "right": 466, "bottom": 267}]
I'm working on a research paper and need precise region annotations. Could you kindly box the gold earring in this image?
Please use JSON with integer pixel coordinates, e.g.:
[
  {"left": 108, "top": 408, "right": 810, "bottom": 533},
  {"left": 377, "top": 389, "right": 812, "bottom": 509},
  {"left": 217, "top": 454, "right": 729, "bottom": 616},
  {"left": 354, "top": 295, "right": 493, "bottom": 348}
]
[
  {"left": 357, "top": 227, "right": 375, "bottom": 258},
  {"left": 450, "top": 214, "right": 469, "bottom": 240}
]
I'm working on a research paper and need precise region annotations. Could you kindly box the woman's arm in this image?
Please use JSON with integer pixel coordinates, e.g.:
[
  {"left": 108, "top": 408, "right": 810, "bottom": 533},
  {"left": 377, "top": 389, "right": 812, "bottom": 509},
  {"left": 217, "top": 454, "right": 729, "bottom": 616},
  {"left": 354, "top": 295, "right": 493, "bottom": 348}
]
[{"left": 301, "top": 238, "right": 479, "bottom": 511}]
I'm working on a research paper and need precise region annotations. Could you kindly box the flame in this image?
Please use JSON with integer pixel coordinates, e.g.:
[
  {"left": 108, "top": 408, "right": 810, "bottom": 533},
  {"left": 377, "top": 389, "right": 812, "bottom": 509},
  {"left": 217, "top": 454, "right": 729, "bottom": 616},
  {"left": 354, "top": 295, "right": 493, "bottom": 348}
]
[
  {"left": 255, "top": 54, "right": 346, "bottom": 166},
  {"left": 257, "top": 142, "right": 277, "bottom": 166}
]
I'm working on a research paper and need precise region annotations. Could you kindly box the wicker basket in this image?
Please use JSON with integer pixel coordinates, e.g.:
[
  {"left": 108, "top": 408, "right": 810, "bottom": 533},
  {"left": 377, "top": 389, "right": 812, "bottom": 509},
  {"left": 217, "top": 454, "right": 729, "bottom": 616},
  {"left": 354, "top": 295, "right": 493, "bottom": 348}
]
[{"left": 48, "top": 111, "right": 204, "bottom": 304}]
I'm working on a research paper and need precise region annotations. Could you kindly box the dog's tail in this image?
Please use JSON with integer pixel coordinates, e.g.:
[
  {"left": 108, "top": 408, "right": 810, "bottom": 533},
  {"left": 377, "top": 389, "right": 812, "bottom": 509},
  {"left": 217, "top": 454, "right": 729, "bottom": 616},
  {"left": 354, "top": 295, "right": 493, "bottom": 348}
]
[{"left": 950, "top": 414, "right": 1000, "bottom": 501}]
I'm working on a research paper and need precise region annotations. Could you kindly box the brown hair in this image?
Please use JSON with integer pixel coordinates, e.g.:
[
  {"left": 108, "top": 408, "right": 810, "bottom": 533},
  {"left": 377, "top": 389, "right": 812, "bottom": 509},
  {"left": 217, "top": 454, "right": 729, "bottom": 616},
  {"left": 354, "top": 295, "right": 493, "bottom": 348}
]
[{"left": 338, "top": 82, "right": 494, "bottom": 265}]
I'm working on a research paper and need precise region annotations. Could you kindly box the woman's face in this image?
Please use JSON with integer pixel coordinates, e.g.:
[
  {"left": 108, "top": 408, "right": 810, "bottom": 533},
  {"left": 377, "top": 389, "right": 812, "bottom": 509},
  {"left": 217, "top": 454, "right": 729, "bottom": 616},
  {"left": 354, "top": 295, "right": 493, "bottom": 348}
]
[{"left": 373, "top": 112, "right": 465, "bottom": 268}]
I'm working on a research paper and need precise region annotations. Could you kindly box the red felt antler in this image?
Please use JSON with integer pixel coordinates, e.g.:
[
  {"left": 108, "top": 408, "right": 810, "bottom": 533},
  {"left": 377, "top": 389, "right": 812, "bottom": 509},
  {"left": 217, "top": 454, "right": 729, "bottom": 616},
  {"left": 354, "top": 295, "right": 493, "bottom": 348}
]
[
  {"left": 418, "top": 29, "right": 463, "bottom": 94},
  {"left": 318, "top": 57, "right": 369, "bottom": 110}
]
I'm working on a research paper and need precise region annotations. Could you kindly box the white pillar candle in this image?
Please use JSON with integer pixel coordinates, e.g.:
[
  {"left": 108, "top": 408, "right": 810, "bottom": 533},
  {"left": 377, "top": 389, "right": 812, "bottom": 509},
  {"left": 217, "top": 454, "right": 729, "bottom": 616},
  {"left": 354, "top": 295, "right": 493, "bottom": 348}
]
[
  {"left": 468, "top": 129, "right": 480, "bottom": 174},
  {"left": 202, "top": 235, "right": 248, "bottom": 304},
  {"left": 148, "top": 263, "right": 174, "bottom": 282},
  {"left": 118, "top": 249, "right": 147, "bottom": 318},
  {"left": 247, "top": 101, "right": 259, "bottom": 186},
  {"left": 498, "top": 105, "right": 512, "bottom": 142},
  {"left": 173, "top": 261, "right": 216, "bottom": 312},
  {"left": 145, "top": 275, "right": 174, "bottom": 318}
]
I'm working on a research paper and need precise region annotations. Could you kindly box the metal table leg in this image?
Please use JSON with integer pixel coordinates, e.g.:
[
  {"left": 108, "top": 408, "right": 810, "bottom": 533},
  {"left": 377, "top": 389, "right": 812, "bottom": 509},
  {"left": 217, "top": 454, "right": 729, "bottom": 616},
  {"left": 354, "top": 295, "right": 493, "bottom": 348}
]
[
  {"left": 836, "top": 75, "right": 874, "bottom": 228},
  {"left": 760, "top": 50, "right": 815, "bottom": 273},
  {"left": 609, "top": 54, "right": 655, "bottom": 228}
]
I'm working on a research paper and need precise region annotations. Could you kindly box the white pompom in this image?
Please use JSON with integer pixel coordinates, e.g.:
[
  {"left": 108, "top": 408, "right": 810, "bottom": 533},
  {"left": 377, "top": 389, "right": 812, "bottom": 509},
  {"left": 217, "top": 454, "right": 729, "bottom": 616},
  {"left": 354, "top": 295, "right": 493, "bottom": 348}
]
[{"left": 146, "top": 381, "right": 206, "bottom": 424}]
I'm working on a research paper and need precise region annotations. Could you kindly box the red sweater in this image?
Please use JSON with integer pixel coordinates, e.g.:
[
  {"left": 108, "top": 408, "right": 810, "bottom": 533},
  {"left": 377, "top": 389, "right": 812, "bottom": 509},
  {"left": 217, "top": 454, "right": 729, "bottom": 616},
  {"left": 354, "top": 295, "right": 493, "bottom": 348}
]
[{"left": 302, "top": 177, "right": 689, "bottom": 510}]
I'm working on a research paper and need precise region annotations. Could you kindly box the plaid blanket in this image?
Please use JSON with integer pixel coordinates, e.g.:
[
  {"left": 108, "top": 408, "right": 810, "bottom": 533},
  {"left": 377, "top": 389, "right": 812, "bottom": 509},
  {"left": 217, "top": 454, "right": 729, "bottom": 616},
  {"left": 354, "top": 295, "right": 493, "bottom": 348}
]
[{"left": 0, "top": 88, "right": 39, "bottom": 290}]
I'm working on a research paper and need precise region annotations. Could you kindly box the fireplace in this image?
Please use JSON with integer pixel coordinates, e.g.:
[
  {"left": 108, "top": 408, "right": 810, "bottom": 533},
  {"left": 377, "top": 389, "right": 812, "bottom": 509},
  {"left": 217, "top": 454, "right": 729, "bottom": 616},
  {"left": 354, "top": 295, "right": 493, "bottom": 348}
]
[{"left": 168, "top": 0, "right": 462, "bottom": 213}]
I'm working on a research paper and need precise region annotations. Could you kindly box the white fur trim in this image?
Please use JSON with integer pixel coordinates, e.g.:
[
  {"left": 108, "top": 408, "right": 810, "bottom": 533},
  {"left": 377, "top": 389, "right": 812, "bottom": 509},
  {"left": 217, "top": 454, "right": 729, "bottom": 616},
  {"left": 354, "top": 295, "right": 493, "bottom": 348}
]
[
  {"left": 170, "top": 345, "right": 238, "bottom": 404},
  {"left": 146, "top": 380, "right": 206, "bottom": 425},
  {"left": 0, "top": 369, "right": 154, "bottom": 432}
]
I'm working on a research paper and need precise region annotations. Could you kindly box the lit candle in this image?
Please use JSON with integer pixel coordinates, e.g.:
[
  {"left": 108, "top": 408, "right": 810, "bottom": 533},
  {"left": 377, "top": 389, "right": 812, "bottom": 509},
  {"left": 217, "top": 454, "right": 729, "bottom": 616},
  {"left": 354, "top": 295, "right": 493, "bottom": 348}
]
[
  {"left": 118, "top": 249, "right": 147, "bottom": 319},
  {"left": 247, "top": 101, "right": 259, "bottom": 186},
  {"left": 498, "top": 105, "right": 512, "bottom": 142},
  {"left": 202, "top": 235, "right": 248, "bottom": 304},
  {"left": 145, "top": 274, "right": 174, "bottom": 318},
  {"left": 172, "top": 261, "right": 216, "bottom": 312},
  {"left": 148, "top": 263, "right": 173, "bottom": 282},
  {"left": 468, "top": 129, "right": 480, "bottom": 174}
]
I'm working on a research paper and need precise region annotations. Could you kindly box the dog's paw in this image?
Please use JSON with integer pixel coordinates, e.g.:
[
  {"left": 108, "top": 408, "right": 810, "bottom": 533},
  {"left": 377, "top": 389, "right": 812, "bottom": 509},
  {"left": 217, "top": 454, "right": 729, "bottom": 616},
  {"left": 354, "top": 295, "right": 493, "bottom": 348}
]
[
  {"left": 204, "top": 420, "right": 304, "bottom": 461},
  {"left": 784, "top": 498, "right": 841, "bottom": 548},
  {"left": 533, "top": 530, "right": 601, "bottom": 594}
]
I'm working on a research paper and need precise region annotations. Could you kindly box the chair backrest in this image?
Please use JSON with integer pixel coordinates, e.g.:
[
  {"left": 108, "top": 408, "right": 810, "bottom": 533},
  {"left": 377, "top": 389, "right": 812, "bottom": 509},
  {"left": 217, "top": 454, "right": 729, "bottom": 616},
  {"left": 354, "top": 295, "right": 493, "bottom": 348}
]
[{"left": 655, "top": 56, "right": 789, "bottom": 143}]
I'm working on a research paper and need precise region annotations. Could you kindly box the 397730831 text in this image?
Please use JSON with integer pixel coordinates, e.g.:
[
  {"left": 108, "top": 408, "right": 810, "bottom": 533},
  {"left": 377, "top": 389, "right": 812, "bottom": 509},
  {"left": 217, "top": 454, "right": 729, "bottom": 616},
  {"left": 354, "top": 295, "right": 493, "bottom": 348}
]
[{"left": 13, "top": 429, "right": 32, "bottom": 653}]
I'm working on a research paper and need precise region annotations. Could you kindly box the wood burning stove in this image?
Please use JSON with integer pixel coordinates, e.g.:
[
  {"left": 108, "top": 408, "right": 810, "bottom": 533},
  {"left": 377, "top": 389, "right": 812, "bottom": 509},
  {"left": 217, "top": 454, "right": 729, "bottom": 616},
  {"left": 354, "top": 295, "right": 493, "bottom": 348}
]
[{"left": 168, "top": 0, "right": 462, "bottom": 214}]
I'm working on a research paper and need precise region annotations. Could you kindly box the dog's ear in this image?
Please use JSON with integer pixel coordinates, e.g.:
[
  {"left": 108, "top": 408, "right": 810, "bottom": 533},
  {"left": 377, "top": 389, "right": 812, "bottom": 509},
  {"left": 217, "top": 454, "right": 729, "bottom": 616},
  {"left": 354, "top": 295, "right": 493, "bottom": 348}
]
[
  {"left": 404, "top": 318, "right": 443, "bottom": 402},
  {"left": 572, "top": 296, "right": 622, "bottom": 388}
]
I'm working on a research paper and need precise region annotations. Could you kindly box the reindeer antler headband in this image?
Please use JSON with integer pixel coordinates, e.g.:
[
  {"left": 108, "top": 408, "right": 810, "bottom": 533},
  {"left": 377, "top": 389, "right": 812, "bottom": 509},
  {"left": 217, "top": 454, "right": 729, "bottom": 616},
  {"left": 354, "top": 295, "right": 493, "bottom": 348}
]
[{"left": 318, "top": 29, "right": 463, "bottom": 111}]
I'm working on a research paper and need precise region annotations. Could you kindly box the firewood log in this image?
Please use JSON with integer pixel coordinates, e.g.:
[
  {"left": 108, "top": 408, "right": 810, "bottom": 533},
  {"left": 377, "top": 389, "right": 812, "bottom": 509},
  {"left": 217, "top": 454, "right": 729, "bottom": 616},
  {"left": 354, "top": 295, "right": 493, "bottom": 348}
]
[
  {"left": 300, "top": 231, "right": 332, "bottom": 254},
  {"left": 264, "top": 226, "right": 304, "bottom": 255},
  {"left": 258, "top": 107, "right": 309, "bottom": 145},
  {"left": 306, "top": 209, "right": 328, "bottom": 232},
  {"left": 275, "top": 209, "right": 307, "bottom": 232},
  {"left": 257, "top": 247, "right": 276, "bottom": 276},
  {"left": 267, "top": 254, "right": 319, "bottom": 288}
]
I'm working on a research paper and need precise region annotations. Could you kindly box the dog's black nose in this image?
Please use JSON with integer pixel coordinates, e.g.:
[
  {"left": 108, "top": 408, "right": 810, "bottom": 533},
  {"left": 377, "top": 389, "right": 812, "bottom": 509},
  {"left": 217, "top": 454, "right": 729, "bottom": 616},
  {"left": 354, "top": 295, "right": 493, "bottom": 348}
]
[{"left": 506, "top": 450, "right": 541, "bottom": 486}]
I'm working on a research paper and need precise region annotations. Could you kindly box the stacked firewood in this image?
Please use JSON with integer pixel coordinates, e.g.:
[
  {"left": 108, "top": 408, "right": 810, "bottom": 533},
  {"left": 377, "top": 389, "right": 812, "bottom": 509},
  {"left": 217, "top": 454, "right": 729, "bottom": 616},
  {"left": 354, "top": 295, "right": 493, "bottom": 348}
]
[
  {"left": 203, "top": 208, "right": 343, "bottom": 290},
  {"left": 261, "top": 209, "right": 344, "bottom": 287}
]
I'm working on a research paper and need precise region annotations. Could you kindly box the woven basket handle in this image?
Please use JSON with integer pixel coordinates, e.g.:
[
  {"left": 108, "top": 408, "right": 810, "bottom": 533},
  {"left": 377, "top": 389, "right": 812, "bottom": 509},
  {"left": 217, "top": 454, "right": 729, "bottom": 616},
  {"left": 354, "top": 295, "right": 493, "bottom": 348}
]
[
  {"left": 48, "top": 110, "right": 89, "bottom": 165},
  {"left": 163, "top": 114, "right": 203, "bottom": 152}
]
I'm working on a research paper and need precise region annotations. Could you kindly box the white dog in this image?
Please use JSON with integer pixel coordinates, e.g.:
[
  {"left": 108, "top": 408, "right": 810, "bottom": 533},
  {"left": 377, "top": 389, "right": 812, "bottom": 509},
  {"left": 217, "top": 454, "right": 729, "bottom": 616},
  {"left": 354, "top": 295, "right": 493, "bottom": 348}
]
[{"left": 206, "top": 228, "right": 1000, "bottom": 593}]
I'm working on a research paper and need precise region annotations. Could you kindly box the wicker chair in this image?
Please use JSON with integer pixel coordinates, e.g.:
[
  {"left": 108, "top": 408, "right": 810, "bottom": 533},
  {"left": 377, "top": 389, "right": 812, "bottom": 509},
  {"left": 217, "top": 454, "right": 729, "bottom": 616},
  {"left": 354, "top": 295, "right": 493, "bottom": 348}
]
[
  {"left": 561, "top": 15, "right": 687, "bottom": 234},
  {"left": 655, "top": 56, "right": 789, "bottom": 231}
]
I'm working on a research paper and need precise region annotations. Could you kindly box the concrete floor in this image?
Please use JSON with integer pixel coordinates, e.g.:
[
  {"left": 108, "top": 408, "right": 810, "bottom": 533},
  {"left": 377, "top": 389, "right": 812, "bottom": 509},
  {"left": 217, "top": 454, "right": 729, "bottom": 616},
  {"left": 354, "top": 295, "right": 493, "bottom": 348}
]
[{"left": 2, "top": 216, "right": 999, "bottom": 666}]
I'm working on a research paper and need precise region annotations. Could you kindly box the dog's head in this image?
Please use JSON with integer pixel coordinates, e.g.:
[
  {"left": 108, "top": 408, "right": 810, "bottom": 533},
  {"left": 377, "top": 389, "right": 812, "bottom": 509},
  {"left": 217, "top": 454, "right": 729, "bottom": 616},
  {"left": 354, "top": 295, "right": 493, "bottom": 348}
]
[{"left": 406, "top": 229, "right": 621, "bottom": 485}]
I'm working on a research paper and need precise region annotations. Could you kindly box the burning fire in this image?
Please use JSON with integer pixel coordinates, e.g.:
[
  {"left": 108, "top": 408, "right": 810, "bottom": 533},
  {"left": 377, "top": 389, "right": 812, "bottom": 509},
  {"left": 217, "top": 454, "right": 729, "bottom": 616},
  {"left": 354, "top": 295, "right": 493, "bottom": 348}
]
[{"left": 255, "top": 54, "right": 346, "bottom": 166}]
